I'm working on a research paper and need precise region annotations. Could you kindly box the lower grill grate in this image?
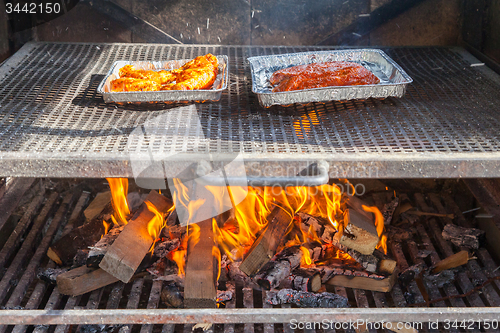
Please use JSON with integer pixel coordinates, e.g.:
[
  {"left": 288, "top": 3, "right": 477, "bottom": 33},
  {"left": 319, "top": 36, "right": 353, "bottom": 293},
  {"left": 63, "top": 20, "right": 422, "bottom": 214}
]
[{"left": 1, "top": 179, "right": 500, "bottom": 332}]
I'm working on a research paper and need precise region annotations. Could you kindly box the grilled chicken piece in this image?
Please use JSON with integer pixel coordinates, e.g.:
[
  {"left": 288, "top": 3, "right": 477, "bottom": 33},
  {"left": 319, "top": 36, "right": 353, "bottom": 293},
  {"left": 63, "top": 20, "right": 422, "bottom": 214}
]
[
  {"left": 270, "top": 61, "right": 380, "bottom": 92},
  {"left": 110, "top": 54, "right": 219, "bottom": 92},
  {"left": 110, "top": 77, "right": 160, "bottom": 92},
  {"left": 162, "top": 54, "right": 219, "bottom": 90},
  {"left": 119, "top": 65, "right": 177, "bottom": 85}
]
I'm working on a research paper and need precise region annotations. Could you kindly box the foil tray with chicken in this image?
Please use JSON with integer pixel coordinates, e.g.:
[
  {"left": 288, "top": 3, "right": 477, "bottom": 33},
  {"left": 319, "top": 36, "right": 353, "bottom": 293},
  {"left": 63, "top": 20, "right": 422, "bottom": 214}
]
[{"left": 98, "top": 53, "right": 228, "bottom": 103}]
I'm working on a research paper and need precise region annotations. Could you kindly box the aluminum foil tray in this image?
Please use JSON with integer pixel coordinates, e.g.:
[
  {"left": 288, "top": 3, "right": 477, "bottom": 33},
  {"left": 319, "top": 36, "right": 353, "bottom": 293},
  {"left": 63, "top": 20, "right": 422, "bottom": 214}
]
[
  {"left": 247, "top": 49, "right": 412, "bottom": 107},
  {"left": 97, "top": 55, "right": 228, "bottom": 103}
]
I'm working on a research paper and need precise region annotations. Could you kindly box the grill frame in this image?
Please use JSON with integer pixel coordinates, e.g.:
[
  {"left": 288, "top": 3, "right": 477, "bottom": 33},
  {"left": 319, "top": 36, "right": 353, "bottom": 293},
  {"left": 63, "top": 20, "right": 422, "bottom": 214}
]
[{"left": 1, "top": 43, "right": 500, "bottom": 178}]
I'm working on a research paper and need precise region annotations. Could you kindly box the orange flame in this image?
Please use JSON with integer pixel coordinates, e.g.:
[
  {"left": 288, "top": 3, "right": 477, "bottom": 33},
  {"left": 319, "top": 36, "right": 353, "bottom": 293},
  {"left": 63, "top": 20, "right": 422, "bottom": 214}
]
[
  {"left": 300, "top": 246, "right": 312, "bottom": 266},
  {"left": 170, "top": 247, "right": 186, "bottom": 277},
  {"left": 362, "top": 204, "right": 387, "bottom": 254},
  {"left": 169, "top": 182, "right": 378, "bottom": 276},
  {"left": 106, "top": 178, "right": 130, "bottom": 226},
  {"left": 144, "top": 200, "right": 166, "bottom": 252},
  {"left": 169, "top": 222, "right": 201, "bottom": 277},
  {"left": 212, "top": 245, "right": 221, "bottom": 282},
  {"left": 101, "top": 220, "right": 112, "bottom": 239},
  {"left": 210, "top": 184, "right": 343, "bottom": 260}
]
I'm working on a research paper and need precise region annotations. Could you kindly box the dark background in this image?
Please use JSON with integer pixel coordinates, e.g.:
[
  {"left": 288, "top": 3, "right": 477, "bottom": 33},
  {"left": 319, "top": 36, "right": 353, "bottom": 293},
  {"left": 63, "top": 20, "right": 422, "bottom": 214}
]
[{"left": 0, "top": 0, "right": 499, "bottom": 68}]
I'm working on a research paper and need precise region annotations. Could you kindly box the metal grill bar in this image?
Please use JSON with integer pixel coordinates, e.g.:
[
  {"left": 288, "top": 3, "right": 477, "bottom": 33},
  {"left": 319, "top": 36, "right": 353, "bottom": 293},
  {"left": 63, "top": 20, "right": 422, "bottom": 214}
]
[
  {"left": 1, "top": 44, "right": 500, "bottom": 177},
  {"left": 3, "top": 308, "right": 500, "bottom": 325}
]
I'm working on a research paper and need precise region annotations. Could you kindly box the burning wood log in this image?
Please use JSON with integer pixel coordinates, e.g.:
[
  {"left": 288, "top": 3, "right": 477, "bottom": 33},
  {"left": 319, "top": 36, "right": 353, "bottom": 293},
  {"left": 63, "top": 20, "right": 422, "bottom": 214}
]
[
  {"left": 255, "top": 243, "right": 323, "bottom": 290},
  {"left": 99, "top": 190, "right": 173, "bottom": 283},
  {"left": 266, "top": 289, "right": 349, "bottom": 308},
  {"left": 184, "top": 219, "right": 218, "bottom": 308},
  {"left": 297, "top": 212, "right": 395, "bottom": 276},
  {"left": 56, "top": 266, "right": 119, "bottom": 296},
  {"left": 431, "top": 250, "right": 470, "bottom": 274},
  {"left": 297, "top": 212, "right": 335, "bottom": 243},
  {"left": 334, "top": 208, "right": 379, "bottom": 255},
  {"left": 330, "top": 236, "right": 396, "bottom": 275},
  {"left": 47, "top": 202, "right": 113, "bottom": 266},
  {"left": 442, "top": 224, "right": 485, "bottom": 249},
  {"left": 239, "top": 204, "right": 293, "bottom": 276},
  {"left": 86, "top": 226, "right": 124, "bottom": 268},
  {"left": 279, "top": 267, "right": 322, "bottom": 292}
]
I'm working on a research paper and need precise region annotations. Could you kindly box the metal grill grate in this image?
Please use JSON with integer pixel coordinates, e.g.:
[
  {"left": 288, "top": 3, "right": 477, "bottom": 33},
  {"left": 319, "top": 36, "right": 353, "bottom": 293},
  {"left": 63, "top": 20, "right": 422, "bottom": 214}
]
[
  {"left": 1, "top": 43, "right": 500, "bottom": 177},
  {"left": 2, "top": 180, "right": 500, "bottom": 331}
]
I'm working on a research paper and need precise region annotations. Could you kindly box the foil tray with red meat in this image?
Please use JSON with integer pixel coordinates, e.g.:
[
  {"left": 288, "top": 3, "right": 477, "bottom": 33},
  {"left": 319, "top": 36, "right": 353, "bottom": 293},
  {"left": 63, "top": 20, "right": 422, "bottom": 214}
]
[
  {"left": 97, "top": 55, "right": 228, "bottom": 103},
  {"left": 247, "top": 49, "right": 412, "bottom": 107}
]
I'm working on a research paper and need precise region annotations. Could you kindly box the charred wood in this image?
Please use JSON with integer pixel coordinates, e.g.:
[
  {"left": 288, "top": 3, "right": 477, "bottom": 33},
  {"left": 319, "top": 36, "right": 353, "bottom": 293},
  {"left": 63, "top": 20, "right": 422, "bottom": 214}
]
[
  {"left": 37, "top": 267, "right": 70, "bottom": 284},
  {"left": 322, "top": 264, "right": 398, "bottom": 292},
  {"left": 297, "top": 212, "right": 336, "bottom": 244},
  {"left": 279, "top": 267, "right": 322, "bottom": 292},
  {"left": 86, "top": 226, "right": 124, "bottom": 268},
  {"left": 160, "top": 282, "right": 184, "bottom": 308},
  {"left": 385, "top": 225, "right": 413, "bottom": 242},
  {"left": 442, "top": 224, "right": 485, "bottom": 249},
  {"left": 255, "top": 243, "right": 323, "bottom": 290},
  {"left": 166, "top": 209, "right": 178, "bottom": 227},
  {"left": 226, "top": 261, "right": 259, "bottom": 289},
  {"left": 423, "top": 269, "right": 456, "bottom": 289},
  {"left": 398, "top": 263, "right": 425, "bottom": 287},
  {"left": 266, "top": 289, "right": 349, "bottom": 308},
  {"left": 153, "top": 238, "right": 180, "bottom": 258},
  {"left": 47, "top": 202, "right": 113, "bottom": 266},
  {"left": 382, "top": 197, "right": 399, "bottom": 225}
]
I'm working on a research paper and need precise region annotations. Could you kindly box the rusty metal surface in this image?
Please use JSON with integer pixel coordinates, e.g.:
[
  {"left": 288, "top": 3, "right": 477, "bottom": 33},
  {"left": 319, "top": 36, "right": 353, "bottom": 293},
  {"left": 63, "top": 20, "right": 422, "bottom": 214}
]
[{"left": 1, "top": 43, "right": 500, "bottom": 178}]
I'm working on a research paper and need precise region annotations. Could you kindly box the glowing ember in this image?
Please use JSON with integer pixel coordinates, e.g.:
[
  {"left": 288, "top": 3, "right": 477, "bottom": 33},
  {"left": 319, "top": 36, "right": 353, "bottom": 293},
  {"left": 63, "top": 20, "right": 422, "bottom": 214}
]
[{"left": 106, "top": 178, "right": 131, "bottom": 226}]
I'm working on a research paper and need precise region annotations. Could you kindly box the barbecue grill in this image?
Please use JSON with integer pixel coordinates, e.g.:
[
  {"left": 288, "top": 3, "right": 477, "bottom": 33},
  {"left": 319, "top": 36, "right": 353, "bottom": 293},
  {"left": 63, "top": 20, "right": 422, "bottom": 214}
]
[
  {"left": 1, "top": 0, "right": 500, "bottom": 330},
  {"left": 1, "top": 42, "right": 500, "bottom": 331}
]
